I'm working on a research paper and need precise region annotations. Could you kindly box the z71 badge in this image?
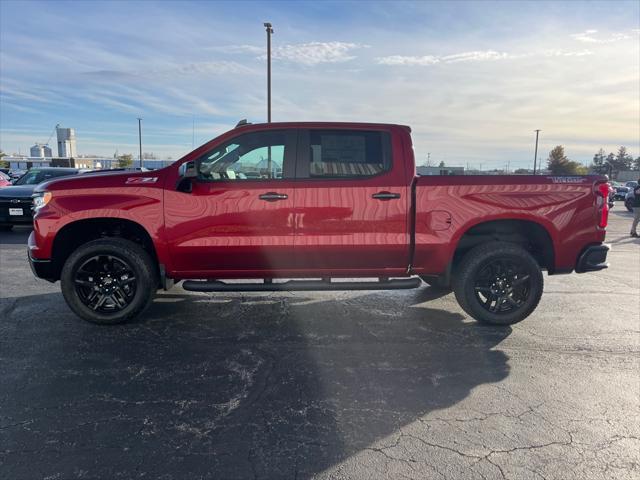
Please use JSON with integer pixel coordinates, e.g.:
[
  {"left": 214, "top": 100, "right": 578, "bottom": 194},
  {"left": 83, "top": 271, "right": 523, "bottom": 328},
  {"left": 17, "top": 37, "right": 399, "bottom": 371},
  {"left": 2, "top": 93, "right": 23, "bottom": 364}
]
[{"left": 126, "top": 177, "right": 158, "bottom": 184}]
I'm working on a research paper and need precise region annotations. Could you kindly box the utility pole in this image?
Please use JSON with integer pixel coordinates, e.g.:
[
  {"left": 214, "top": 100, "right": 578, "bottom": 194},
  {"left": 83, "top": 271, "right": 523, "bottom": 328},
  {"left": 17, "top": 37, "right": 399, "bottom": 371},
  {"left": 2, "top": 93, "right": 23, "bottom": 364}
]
[
  {"left": 192, "top": 115, "right": 195, "bottom": 149},
  {"left": 264, "top": 22, "right": 274, "bottom": 177},
  {"left": 264, "top": 22, "right": 274, "bottom": 123},
  {"left": 533, "top": 129, "right": 540, "bottom": 175},
  {"left": 137, "top": 118, "right": 143, "bottom": 169}
]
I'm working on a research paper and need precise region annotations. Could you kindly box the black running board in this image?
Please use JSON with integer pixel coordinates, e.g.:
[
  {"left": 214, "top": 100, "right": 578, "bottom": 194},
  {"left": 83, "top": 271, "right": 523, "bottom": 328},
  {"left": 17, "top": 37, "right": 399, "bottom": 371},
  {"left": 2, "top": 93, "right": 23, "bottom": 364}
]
[{"left": 182, "top": 277, "right": 422, "bottom": 292}]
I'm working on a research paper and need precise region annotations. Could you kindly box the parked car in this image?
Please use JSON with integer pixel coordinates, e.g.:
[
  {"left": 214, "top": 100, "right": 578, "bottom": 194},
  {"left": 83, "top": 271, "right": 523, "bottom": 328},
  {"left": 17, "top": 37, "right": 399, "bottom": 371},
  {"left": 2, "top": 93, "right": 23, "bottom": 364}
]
[
  {"left": 623, "top": 181, "right": 639, "bottom": 211},
  {"left": 28, "top": 121, "right": 610, "bottom": 326},
  {"left": 0, "top": 167, "right": 80, "bottom": 230},
  {"left": 613, "top": 185, "right": 630, "bottom": 201},
  {"left": 0, "top": 171, "right": 12, "bottom": 188},
  {"left": 9, "top": 169, "right": 26, "bottom": 180}
]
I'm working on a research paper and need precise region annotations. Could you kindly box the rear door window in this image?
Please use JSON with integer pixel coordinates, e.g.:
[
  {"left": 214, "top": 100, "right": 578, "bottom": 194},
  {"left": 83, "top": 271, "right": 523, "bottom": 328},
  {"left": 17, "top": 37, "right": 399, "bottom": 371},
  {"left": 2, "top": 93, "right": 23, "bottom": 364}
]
[{"left": 299, "top": 130, "right": 392, "bottom": 179}]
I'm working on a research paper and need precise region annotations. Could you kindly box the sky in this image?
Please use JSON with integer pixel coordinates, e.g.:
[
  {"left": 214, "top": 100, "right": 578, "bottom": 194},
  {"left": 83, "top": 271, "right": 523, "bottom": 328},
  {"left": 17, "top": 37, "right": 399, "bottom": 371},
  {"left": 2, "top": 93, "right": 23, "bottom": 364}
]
[{"left": 0, "top": 0, "right": 639, "bottom": 169}]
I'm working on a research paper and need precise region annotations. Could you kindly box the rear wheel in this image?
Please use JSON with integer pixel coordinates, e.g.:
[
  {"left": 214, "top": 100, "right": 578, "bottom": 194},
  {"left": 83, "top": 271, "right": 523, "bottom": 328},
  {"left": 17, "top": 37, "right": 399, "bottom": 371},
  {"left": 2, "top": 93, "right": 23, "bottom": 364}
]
[
  {"left": 61, "top": 238, "right": 157, "bottom": 324},
  {"left": 453, "top": 242, "right": 543, "bottom": 325}
]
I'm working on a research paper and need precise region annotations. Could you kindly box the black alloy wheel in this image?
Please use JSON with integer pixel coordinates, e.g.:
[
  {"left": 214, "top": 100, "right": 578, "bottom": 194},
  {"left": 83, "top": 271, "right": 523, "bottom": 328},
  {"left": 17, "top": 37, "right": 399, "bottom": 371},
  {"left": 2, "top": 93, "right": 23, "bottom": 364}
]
[
  {"left": 61, "top": 238, "right": 157, "bottom": 324},
  {"left": 74, "top": 254, "right": 137, "bottom": 313},
  {"left": 473, "top": 258, "right": 531, "bottom": 315},
  {"left": 453, "top": 242, "right": 543, "bottom": 325}
]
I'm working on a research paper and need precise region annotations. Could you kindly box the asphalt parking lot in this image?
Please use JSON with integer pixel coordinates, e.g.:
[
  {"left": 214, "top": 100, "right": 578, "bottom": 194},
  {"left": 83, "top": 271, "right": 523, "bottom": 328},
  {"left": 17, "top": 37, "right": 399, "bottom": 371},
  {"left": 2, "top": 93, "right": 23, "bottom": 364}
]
[{"left": 1, "top": 210, "right": 638, "bottom": 480}]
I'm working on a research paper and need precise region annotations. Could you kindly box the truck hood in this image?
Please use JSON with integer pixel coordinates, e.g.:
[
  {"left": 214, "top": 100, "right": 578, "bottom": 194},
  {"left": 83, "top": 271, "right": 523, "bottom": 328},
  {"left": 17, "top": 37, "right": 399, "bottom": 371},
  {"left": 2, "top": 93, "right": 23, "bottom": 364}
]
[
  {"left": 0, "top": 185, "right": 37, "bottom": 198},
  {"left": 35, "top": 170, "right": 166, "bottom": 193}
]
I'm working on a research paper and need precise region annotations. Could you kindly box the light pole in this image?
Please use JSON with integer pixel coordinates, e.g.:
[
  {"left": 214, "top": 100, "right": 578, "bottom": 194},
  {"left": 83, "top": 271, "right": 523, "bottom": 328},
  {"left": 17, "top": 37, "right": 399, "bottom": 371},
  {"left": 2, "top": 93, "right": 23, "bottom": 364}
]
[
  {"left": 137, "top": 117, "right": 143, "bottom": 169},
  {"left": 264, "top": 22, "right": 273, "bottom": 123},
  {"left": 533, "top": 129, "right": 540, "bottom": 175}
]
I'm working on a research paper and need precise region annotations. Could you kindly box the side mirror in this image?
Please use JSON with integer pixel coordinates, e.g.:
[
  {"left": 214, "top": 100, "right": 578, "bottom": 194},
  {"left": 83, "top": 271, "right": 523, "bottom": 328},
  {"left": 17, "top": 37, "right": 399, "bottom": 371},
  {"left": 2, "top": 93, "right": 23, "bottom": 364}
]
[{"left": 178, "top": 161, "right": 197, "bottom": 179}]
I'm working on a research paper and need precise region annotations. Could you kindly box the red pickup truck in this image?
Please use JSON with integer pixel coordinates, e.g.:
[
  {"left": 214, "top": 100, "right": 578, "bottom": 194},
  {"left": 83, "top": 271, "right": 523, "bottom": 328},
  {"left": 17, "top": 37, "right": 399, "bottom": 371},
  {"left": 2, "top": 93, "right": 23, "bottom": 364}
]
[{"left": 28, "top": 122, "right": 610, "bottom": 326}]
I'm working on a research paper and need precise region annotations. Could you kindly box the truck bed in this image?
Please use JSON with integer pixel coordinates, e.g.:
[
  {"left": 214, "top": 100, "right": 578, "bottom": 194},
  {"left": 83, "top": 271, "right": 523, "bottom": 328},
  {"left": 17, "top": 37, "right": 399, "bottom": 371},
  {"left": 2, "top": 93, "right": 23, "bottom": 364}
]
[{"left": 412, "top": 175, "right": 608, "bottom": 275}]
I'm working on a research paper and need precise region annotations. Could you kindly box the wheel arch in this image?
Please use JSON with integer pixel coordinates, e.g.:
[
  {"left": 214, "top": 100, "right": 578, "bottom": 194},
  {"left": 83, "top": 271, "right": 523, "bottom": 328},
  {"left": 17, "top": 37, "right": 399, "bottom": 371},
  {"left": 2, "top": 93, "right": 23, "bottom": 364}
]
[
  {"left": 50, "top": 217, "right": 160, "bottom": 282},
  {"left": 452, "top": 218, "right": 556, "bottom": 274}
]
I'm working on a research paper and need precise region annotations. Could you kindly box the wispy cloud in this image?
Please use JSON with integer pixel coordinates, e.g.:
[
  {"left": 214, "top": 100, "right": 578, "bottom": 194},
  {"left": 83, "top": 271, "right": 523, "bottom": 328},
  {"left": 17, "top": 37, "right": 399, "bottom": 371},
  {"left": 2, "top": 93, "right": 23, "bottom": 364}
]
[
  {"left": 442, "top": 50, "right": 512, "bottom": 63},
  {"left": 208, "top": 41, "right": 367, "bottom": 66},
  {"left": 376, "top": 55, "right": 440, "bottom": 66},
  {"left": 570, "top": 29, "right": 631, "bottom": 43},
  {"left": 376, "top": 48, "right": 594, "bottom": 66},
  {"left": 270, "top": 42, "right": 367, "bottom": 65},
  {"left": 543, "top": 49, "right": 593, "bottom": 57},
  {"left": 376, "top": 49, "right": 514, "bottom": 66}
]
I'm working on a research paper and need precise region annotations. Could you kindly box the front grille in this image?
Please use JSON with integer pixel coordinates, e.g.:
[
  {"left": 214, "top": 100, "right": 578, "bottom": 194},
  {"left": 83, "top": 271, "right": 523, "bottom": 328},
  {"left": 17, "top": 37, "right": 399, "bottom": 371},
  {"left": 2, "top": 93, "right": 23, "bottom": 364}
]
[
  {"left": 0, "top": 198, "right": 33, "bottom": 208},
  {"left": 0, "top": 197, "right": 34, "bottom": 221}
]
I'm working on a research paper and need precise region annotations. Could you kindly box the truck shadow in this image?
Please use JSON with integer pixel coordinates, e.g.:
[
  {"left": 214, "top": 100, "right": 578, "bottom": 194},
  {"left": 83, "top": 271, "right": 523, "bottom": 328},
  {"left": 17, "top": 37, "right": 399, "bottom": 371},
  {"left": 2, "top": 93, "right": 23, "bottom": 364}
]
[{"left": 1, "top": 287, "right": 511, "bottom": 479}]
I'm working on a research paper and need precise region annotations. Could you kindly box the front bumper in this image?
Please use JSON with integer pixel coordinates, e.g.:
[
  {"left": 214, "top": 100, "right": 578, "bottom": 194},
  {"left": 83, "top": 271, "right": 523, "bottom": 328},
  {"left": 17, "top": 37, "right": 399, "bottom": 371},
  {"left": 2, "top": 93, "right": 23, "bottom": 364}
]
[
  {"left": 27, "top": 231, "right": 56, "bottom": 281},
  {"left": 0, "top": 200, "right": 34, "bottom": 225},
  {"left": 27, "top": 250, "right": 56, "bottom": 282},
  {"left": 0, "top": 213, "right": 33, "bottom": 225},
  {"left": 575, "top": 244, "right": 610, "bottom": 273}
]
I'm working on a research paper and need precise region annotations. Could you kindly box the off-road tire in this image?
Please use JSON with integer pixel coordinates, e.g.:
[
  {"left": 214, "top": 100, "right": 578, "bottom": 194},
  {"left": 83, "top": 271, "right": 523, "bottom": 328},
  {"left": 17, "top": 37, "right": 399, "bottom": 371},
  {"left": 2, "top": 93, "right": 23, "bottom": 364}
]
[
  {"left": 453, "top": 242, "right": 543, "bottom": 326},
  {"left": 61, "top": 238, "right": 157, "bottom": 325}
]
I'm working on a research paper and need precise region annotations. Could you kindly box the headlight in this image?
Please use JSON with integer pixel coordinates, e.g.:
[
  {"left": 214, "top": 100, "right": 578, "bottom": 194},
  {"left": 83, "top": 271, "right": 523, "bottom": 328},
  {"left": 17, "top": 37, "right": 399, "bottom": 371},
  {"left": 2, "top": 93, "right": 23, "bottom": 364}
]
[{"left": 32, "top": 191, "right": 52, "bottom": 210}]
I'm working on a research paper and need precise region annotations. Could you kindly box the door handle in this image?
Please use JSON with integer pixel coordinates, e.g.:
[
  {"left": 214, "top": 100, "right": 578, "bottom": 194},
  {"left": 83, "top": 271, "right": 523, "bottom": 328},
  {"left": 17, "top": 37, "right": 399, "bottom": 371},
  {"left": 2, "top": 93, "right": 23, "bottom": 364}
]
[
  {"left": 372, "top": 191, "right": 401, "bottom": 200},
  {"left": 259, "top": 192, "right": 288, "bottom": 202}
]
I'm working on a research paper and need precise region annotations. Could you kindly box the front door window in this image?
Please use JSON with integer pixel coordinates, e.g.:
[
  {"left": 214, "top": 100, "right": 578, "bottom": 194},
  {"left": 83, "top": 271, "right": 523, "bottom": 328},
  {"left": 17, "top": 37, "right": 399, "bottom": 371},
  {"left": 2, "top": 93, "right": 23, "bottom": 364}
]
[{"left": 197, "top": 131, "right": 287, "bottom": 181}]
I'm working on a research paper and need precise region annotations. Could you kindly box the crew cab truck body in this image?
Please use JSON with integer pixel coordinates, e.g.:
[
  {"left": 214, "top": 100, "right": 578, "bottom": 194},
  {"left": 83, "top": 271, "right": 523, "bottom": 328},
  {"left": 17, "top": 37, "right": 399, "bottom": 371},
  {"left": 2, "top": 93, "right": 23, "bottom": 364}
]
[{"left": 28, "top": 122, "right": 610, "bottom": 325}]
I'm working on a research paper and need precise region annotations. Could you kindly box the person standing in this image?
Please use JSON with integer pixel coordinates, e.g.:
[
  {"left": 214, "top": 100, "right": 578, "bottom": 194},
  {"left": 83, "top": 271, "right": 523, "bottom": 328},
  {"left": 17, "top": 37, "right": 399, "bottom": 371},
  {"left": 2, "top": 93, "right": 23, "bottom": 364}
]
[{"left": 631, "top": 179, "right": 640, "bottom": 237}]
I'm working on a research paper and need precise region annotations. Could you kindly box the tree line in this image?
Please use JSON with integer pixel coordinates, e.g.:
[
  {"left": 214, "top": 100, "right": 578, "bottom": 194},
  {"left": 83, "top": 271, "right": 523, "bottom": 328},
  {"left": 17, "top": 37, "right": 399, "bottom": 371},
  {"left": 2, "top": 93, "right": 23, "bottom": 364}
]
[
  {"left": 546, "top": 145, "right": 639, "bottom": 176},
  {"left": 590, "top": 147, "right": 639, "bottom": 176}
]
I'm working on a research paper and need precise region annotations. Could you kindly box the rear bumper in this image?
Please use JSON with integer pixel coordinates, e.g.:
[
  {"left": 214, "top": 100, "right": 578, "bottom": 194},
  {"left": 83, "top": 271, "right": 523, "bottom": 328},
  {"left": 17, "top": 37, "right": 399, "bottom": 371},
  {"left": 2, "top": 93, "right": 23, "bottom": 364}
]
[{"left": 575, "top": 244, "right": 610, "bottom": 273}]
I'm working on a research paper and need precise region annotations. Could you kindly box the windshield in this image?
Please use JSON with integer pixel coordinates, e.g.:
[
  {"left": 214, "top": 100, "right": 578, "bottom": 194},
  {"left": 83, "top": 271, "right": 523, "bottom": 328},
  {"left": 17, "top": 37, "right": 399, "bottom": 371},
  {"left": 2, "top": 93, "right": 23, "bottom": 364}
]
[{"left": 14, "top": 169, "right": 77, "bottom": 185}]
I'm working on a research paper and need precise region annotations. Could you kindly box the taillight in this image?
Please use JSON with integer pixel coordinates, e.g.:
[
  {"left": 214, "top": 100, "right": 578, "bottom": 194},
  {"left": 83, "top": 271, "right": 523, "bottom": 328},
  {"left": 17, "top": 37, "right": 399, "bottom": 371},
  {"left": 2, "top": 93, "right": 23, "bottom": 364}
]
[{"left": 596, "top": 182, "right": 609, "bottom": 228}]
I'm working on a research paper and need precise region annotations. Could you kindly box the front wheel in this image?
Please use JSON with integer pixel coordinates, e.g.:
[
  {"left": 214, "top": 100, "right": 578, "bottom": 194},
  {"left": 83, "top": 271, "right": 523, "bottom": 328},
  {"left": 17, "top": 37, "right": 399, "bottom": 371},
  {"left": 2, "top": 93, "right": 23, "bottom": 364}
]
[
  {"left": 61, "top": 238, "right": 157, "bottom": 324},
  {"left": 452, "top": 242, "right": 543, "bottom": 326}
]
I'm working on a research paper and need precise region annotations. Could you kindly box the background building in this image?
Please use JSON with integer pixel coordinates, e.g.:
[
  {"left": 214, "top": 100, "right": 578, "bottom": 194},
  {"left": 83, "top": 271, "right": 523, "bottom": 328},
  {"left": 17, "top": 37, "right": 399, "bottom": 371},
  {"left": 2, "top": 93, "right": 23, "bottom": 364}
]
[
  {"left": 56, "top": 126, "right": 77, "bottom": 158},
  {"left": 29, "top": 143, "right": 53, "bottom": 158}
]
